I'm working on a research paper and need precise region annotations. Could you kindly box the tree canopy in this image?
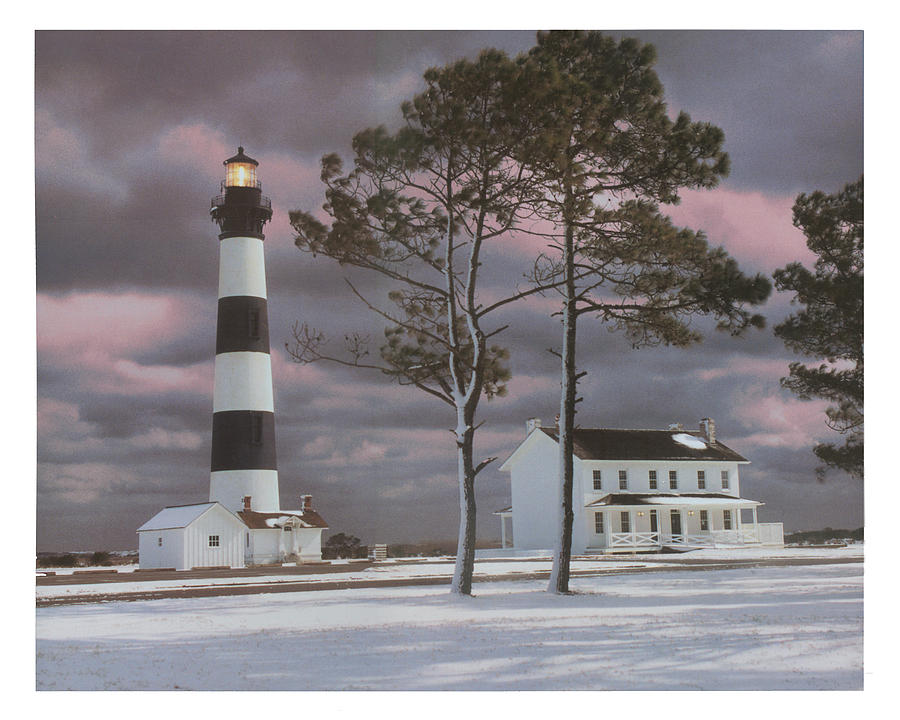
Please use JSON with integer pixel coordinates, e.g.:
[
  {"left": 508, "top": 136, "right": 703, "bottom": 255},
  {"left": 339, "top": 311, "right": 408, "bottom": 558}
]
[{"left": 774, "top": 177, "right": 863, "bottom": 479}]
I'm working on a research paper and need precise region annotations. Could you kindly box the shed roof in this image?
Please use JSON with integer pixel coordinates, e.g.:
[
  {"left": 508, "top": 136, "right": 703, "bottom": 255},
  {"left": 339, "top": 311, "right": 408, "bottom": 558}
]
[
  {"left": 137, "top": 502, "right": 224, "bottom": 532},
  {"left": 539, "top": 428, "right": 748, "bottom": 462}
]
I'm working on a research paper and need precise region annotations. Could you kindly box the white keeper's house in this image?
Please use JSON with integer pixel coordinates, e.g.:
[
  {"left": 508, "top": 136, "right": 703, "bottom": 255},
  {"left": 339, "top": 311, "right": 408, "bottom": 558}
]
[{"left": 496, "top": 417, "right": 783, "bottom": 553}]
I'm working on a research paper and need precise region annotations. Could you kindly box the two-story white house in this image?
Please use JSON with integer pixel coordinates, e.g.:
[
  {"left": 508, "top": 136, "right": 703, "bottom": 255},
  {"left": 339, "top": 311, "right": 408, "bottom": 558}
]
[{"left": 497, "top": 418, "right": 783, "bottom": 553}]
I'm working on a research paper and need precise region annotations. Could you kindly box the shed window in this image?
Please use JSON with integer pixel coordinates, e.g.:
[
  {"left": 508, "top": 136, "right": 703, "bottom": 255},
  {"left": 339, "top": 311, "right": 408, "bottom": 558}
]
[
  {"left": 208, "top": 535, "right": 220, "bottom": 547},
  {"left": 592, "top": 470, "right": 602, "bottom": 490},
  {"left": 618, "top": 470, "right": 628, "bottom": 490},
  {"left": 648, "top": 470, "right": 657, "bottom": 490},
  {"left": 697, "top": 470, "right": 706, "bottom": 489}
]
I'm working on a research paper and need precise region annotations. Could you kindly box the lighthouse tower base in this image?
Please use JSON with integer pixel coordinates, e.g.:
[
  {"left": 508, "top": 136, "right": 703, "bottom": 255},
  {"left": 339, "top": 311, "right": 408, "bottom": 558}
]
[{"left": 210, "top": 470, "right": 280, "bottom": 513}]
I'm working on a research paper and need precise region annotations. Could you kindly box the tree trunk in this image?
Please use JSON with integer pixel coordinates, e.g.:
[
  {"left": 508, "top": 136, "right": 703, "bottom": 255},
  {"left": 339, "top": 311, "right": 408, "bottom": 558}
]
[
  {"left": 548, "top": 219, "right": 577, "bottom": 594},
  {"left": 451, "top": 411, "right": 477, "bottom": 595}
]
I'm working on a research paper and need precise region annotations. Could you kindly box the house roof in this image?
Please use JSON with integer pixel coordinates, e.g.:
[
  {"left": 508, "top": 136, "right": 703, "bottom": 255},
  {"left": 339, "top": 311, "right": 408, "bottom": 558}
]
[
  {"left": 585, "top": 493, "right": 761, "bottom": 508},
  {"left": 238, "top": 509, "right": 329, "bottom": 530},
  {"left": 137, "top": 502, "right": 227, "bottom": 532},
  {"left": 539, "top": 428, "right": 748, "bottom": 462}
]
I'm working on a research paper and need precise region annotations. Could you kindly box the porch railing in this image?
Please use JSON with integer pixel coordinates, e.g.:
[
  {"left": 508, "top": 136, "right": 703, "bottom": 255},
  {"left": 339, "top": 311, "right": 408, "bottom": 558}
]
[
  {"left": 610, "top": 531, "right": 659, "bottom": 547},
  {"left": 604, "top": 528, "right": 774, "bottom": 549}
]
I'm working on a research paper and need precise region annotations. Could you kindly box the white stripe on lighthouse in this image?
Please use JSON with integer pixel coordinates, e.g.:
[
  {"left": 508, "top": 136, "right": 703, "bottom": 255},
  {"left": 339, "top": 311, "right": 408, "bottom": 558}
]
[
  {"left": 210, "top": 470, "right": 280, "bottom": 514},
  {"left": 213, "top": 352, "right": 275, "bottom": 412},
  {"left": 218, "top": 236, "right": 268, "bottom": 299}
]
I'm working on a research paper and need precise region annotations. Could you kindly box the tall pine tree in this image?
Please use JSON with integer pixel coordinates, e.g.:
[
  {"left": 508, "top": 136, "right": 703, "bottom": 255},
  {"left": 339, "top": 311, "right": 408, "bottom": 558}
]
[
  {"left": 774, "top": 177, "right": 863, "bottom": 479},
  {"left": 515, "top": 31, "right": 771, "bottom": 593}
]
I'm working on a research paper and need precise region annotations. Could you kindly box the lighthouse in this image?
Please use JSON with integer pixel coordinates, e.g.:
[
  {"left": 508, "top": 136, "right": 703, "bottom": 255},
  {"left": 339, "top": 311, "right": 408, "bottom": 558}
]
[
  {"left": 136, "top": 147, "right": 327, "bottom": 571},
  {"left": 208, "top": 147, "right": 279, "bottom": 513}
]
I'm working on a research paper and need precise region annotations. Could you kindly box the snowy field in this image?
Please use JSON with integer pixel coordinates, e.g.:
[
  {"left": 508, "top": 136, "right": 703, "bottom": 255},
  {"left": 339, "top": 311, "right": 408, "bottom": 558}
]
[{"left": 36, "top": 550, "right": 863, "bottom": 691}]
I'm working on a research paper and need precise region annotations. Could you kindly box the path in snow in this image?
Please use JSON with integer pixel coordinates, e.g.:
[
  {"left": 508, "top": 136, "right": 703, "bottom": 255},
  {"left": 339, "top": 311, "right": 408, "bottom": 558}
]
[{"left": 36, "top": 562, "right": 862, "bottom": 691}]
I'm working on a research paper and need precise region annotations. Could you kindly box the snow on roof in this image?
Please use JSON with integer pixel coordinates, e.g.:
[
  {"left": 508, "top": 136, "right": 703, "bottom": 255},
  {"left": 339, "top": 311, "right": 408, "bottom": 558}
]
[
  {"left": 137, "top": 503, "right": 219, "bottom": 532},
  {"left": 671, "top": 433, "right": 707, "bottom": 450},
  {"left": 536, "top": 428, "right": 748, "bottom": 462}
]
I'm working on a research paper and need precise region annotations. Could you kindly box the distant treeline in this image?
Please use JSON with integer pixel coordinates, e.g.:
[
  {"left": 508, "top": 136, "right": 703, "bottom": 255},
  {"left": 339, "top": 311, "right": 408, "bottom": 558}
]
[
  {"left": 36, "top": 551, "right": 138, "bottom": 568},
  {"left": 784, "top": 527, "right": 863, "bottom": 544}
]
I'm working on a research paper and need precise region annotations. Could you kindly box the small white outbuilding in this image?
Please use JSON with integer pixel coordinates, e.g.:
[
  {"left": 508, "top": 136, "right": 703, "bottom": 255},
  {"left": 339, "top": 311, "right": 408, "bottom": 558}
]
[{"left": 137, "top": 501, "right": 247, "bottom": 571}]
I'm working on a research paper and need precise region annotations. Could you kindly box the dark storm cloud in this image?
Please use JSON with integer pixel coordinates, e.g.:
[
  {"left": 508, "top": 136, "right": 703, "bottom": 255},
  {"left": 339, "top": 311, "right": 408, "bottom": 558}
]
[{"left": 630, "top": 30, "right": 863, "bottom": 195}]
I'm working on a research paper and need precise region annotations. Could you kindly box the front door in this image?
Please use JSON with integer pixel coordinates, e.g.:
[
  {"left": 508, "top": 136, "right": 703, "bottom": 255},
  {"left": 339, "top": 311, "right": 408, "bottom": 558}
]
[{"left": 670, "top": 509, "right": 682, "bottom": 536}]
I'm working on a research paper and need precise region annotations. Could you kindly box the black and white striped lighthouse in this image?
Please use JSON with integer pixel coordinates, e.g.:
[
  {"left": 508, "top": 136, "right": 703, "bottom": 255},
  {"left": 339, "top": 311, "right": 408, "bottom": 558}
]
[{"left": 209, "top": 147, "right": 279, "bottom": 513}]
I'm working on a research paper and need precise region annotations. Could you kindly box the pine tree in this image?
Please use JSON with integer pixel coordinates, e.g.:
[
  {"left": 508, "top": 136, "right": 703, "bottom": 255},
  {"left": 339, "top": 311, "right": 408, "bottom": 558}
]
[
  {"left": 289, "top": 51, "right": 559, "bottom": 595},
  {"left": 515, "top": 31, "right": 772, "bottom": 593},
  {"left": 774, "top": 177, "right": 863, "bottom": 479}
]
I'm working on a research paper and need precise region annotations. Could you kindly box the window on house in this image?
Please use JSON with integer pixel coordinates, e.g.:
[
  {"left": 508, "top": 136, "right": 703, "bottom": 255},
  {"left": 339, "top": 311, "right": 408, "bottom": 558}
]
[
  {"left": 649, "top": 470, "right": 657, "bottom": 489},
  {"left": 697, "top": 470, "right": 706, "bottom": 489},
  {"left": 158, "top": 537, "right": 162, "bottom": 547},
  {"left": 618, "top": 469, "right": 628, "bottom": 490},
  {"left": 721, "top": 470, "right": 730, "bottom": 489},
  {"left": 723, "top": 510, "right": 733, "bottom": 530},
  {"left": 650, "top": 509, "right": 658, "bottom": 533},
  {"left": 594, "top": 512, "right": 604, "bottom": 534},
  {"left": 669, "top": 470, "right": 678, "bottom": 489},
  {"left": 283, "top": 525, "right": 292, "bottom": 532},
  {"left": 620, "top": 511, "right": 631, "bottom": 533},
  {"left": 208, "top": 535, "right": 220, "bottom": 547},
  {"left": 700, "top": 510, "right": 709, "bottom": 531},
  {"left": 592, "top": 469, "right": 602, "bottom": 490},
  {"left": 250, "top": 412, "right": 263, "bottom": 445},
  {"left": 248, "top": 307, "right": 261, "bottom": 340}
]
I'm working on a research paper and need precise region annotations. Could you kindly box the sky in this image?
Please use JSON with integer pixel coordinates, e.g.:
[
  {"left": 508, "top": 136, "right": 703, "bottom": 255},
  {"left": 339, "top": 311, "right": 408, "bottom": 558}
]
[{"left": 33, "top": 28, "right": 865, "bottom": 552}]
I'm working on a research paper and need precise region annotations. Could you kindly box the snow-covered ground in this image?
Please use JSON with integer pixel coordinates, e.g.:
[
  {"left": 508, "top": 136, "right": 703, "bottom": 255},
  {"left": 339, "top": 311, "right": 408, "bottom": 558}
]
[{"left": 36, "top": 549, "right": 863, "bottom": 691}]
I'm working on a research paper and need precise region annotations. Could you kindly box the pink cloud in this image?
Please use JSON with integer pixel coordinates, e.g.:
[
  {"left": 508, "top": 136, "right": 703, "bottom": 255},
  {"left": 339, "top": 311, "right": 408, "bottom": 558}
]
[
  {"left": 38, "top": 290, "right": 212, "bottom": 397},
  {"left": 729, "top": 385, "right": 830, "bottom": 450},
  {"left": 157, "top": 123, "right": 230, "bottom": 184},
  {"left": 665, "top": 188, "right": 815, "bottom": 272}
]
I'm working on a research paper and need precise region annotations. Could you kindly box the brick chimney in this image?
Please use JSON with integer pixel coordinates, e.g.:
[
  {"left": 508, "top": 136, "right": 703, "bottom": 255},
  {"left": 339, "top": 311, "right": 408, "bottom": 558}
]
[
  {"left": 301, "top": 494, "right": 312, "bottom": 513},
  {"left": 525, "top": 418, "right": 542, "bottom": 436},
  {"left": 699, "top": 418, "right": 716, "bottom": 445},
  {"left": 242, "top": 495, "right": 252, "bottom": 511}
]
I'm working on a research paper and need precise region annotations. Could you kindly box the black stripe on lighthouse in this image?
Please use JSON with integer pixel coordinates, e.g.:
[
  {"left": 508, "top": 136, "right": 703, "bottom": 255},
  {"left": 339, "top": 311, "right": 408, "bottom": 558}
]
[
  {"left": 215, "top": 296, "right": 270, "bottom": 354},
  {"left": 210, "top": 410, "right": 277, "bottom": 471}
]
